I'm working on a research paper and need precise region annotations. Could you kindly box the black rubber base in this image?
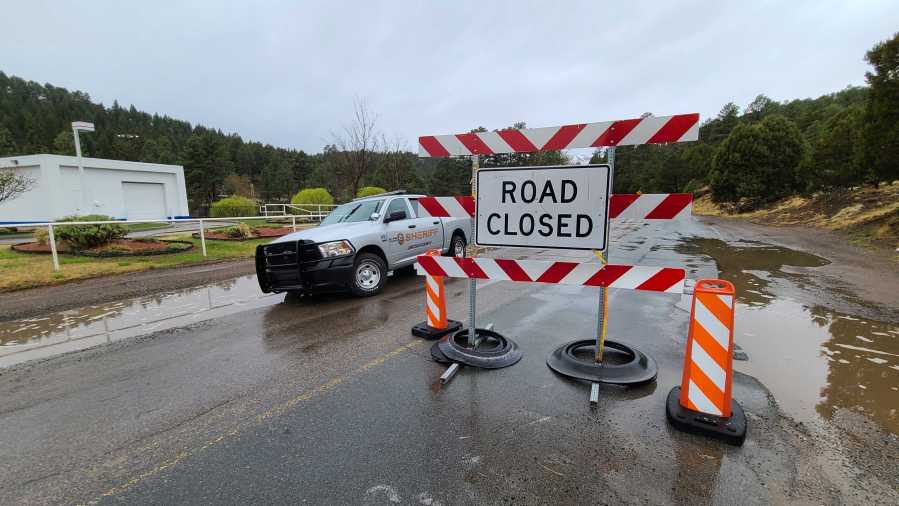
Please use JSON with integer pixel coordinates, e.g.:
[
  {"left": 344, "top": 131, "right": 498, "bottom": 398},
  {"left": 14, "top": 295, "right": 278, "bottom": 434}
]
[
  {"left": 412, "top": 319, "right": 462, "bottom": 340},
  {"left": 430, "top": 328, "right": 522, "bottom": 369},
  {"left": 546, "top": 339, "right": 657, "bottom": 386},
  {"left": 666, "top": 387, "right": 747, "bottom": 446}
]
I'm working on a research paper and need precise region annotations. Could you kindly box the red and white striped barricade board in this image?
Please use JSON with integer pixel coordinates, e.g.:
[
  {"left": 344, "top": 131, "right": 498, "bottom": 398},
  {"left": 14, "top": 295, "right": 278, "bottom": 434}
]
[
  {"left": 418, "top": 114, "right": 699, "bottom": 157},
  {"left": 418, "top": 193, "right": 692, "bottom": 221},
  {"left": 415, "top": 256, "right": 685, "bottom": 294}
]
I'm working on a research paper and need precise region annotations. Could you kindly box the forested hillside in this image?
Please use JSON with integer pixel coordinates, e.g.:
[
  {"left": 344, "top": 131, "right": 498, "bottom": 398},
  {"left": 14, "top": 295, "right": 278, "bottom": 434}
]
[
  {"left": 1, "top": 32, "right": 896, "bottom": 215},
  {"left": 0, "top": 76, "right": 425, "bottom": 211},
  {"left": 595, "top": 32, "right": 898, "bottom": 210}
]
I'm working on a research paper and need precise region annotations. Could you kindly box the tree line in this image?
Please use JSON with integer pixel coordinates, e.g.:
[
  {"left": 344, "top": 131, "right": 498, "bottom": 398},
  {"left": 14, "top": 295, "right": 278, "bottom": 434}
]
[
  {"left": 1, "top": 32, "right": 896, "bottom": 214},
  {"left": 590, "top": 32, "right": 898, "bottom": 209}
]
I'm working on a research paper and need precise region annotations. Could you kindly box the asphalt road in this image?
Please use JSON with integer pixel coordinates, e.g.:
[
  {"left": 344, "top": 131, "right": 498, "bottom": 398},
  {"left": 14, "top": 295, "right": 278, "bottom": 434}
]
[{"left": 1, "top": 219, "right": 896, "bottom": 505}]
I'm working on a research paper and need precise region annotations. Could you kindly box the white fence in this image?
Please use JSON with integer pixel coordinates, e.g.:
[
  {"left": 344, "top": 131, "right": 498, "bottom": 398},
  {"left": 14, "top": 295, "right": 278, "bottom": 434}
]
[
  {"left": 259, "top": 203, "right": 337, "bottom": 222},
  {"left": 19, "top": 216, "right": 308, "bottom": 272}
]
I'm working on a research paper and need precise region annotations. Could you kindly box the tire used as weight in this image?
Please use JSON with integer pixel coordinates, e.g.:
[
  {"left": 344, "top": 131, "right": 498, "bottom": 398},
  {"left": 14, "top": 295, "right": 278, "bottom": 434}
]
[{"left": 351, "top": 252, "right": 386, "bottom": 296}]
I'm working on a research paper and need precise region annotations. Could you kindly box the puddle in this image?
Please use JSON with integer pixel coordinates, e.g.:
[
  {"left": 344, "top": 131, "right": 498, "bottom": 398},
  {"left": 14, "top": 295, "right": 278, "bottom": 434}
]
[
  {"left": 673, "top": 238, "right": 831, "bottom": 307},
  {"left": 677, "top": 237, "right": 898, "bottom": 436},
  {"left": 0, "top": 275, "right": 281, "bottom": 368}
]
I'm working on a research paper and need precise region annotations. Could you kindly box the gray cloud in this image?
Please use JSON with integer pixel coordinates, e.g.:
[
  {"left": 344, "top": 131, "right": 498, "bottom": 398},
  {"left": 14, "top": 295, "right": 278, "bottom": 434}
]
[{"left": 2, "top": 0, "right": 896, "bottom": 152}]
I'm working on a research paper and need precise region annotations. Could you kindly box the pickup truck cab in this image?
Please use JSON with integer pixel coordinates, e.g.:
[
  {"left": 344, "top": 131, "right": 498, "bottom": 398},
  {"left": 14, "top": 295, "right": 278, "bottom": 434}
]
[{"left": 256, "top": 192, "right": 470, "bottom": 296}]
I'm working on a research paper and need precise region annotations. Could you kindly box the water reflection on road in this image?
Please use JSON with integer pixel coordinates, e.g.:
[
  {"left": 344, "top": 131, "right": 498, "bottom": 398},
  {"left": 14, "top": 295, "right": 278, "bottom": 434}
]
[
  {"left": 0, "top": 275, "right": 280, "bottom": 368},
  {"left": 675, "top": 237, "right": 899, "bottom": 436}
]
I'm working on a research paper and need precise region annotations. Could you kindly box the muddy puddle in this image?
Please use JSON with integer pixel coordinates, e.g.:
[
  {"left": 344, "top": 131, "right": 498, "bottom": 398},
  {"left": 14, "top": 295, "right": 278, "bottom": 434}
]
[
  {"left": 0, "top": 275, "right": 280, "bottom": 368},
  {"left": 674, "top": 237, "right": 899, "bottom": 436}
]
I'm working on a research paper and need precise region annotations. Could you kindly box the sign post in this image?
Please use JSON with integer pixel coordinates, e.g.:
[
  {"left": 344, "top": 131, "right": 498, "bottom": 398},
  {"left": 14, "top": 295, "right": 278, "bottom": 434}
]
[{"left": 467, "top": 155, "right": 478, "bottom": 347}]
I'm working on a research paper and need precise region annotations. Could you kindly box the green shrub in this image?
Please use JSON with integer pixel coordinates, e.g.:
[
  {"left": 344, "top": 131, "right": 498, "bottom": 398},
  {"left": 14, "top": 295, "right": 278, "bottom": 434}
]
[
  {"left": 55, "top": 215, "right": 127, "bottom": 249},
  {"left": 33, "top": 228, "right": 49, "bottom": 245},
  {"left": 356, "top": 186, "right": 387, "bottom": 198},
  {"left": 224, "top": 223, "right": 254, "bottom": 239},
  {"left": 291, "top": 188, "right": 334, "bottom": 207},
  {"left": 210, "top": 196, "right": 257, "bottom": 217}
]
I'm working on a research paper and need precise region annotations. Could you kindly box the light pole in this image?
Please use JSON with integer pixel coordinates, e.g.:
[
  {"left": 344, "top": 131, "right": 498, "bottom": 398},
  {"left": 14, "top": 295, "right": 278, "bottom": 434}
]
[{"left": 71, "top": 121, "right": 95, "bottom": 215}]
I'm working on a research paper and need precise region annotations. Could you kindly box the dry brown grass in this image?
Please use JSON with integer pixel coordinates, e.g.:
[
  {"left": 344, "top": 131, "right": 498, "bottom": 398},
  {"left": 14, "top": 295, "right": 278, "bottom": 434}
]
[{"left": 694, "top": 182, "right": 899, "bottom": 253}]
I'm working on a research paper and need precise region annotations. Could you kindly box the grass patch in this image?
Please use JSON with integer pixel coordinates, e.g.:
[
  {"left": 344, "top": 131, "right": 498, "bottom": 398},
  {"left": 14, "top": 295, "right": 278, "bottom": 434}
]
[{"left": 0, "top": 233, "right": 270, "bottom": 292}]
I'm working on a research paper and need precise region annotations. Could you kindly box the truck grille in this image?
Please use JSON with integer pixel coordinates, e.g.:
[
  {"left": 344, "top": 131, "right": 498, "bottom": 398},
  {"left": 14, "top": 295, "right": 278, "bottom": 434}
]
[{"left": 256, "top": 240, "right": 321, "bottom": 292}]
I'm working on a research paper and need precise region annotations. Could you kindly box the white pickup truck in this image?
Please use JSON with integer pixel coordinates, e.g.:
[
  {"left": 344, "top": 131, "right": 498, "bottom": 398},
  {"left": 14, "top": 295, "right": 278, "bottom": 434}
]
[{"left": 256, "top": 191, "right": 471, "bottom": 296}]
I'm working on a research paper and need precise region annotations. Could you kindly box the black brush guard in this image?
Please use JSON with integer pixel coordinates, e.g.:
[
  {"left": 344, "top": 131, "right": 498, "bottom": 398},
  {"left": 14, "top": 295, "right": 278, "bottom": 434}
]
[{"left": 256, "top": 240, "right": 319, "bottom": 293}]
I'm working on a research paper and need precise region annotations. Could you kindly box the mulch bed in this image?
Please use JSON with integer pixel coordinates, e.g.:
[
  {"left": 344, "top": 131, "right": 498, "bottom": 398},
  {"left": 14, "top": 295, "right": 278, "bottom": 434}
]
[
  {"left": 197, "top": 227, "right": 292, "bottom": 241},
  {"left": 11, "top": 239, "right": 193, "bottom": 257}
]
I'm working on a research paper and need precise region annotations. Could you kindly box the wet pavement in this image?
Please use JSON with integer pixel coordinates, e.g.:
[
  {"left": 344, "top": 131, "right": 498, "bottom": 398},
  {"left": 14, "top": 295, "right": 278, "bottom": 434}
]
[
  {"left": 0, "top": 275, "right": 279, "bottom": 368},
  {"left": 0, "top": 218, "right": 897, "bottom": 504}
]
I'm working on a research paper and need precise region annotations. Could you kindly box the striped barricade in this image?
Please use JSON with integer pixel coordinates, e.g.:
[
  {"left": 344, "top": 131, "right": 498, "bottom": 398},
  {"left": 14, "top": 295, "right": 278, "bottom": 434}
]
[
  {"left": 415, "top": 255, "right": 685, "bottom": 294},
  {"left": 419, "top": 114, "right": 700, "bottom": 157},
  {"left": 417, "top": 194, "right": 692, "bottom": 221}
]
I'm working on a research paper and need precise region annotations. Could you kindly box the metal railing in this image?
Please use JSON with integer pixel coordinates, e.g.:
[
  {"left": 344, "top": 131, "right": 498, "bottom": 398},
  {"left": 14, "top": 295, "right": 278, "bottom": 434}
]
[
  {"left": 259, "top": 203, "right": 337, "bottom": 222},
  {"left": 17, "top": 215, "right": 308, "bottom": 272}
]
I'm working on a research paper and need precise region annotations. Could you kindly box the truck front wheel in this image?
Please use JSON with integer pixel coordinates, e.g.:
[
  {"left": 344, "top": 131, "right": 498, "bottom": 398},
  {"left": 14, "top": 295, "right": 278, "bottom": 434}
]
[
  {"left": 448, "top": 233, "right": 467, "bottom": 257},
  {"left": 351, "top": 253, "right": 386, "bottom": 296}
]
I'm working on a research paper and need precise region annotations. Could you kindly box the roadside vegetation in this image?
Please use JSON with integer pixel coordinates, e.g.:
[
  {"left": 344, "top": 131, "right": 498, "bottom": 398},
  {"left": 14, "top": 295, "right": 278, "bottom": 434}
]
[
  {"left": 695, "top": 182, "right": 899, "bottom": 254},
  {"left": 209, "top": 195, "right": 257, "bottom": 217},
  {"left": 291, "top": 187, "right": 334, "bottom": 206},
  {"left": 594, "top": 34, "right": 898, "bottom": 202}
]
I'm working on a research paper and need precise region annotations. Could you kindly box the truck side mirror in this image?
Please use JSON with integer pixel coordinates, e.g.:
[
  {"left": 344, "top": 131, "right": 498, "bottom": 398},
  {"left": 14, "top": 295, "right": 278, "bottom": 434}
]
[{"left": 384, "top": 210, "right": 406, "bottom": 223}]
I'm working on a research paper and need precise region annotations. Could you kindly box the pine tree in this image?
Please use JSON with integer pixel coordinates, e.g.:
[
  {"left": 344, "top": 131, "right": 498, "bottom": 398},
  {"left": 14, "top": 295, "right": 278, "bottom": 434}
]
[
  {"left": 0, "top": 127, "right": 17, "bottom": 156},
  {"left": 861, "top": 32, "right": 899, "bottom": 186}
]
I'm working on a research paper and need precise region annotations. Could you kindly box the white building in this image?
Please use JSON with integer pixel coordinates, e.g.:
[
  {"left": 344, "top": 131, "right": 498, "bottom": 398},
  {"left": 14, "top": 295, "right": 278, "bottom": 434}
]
[{"left": 0, "top": 154, "right": 190, "bottom": 224}]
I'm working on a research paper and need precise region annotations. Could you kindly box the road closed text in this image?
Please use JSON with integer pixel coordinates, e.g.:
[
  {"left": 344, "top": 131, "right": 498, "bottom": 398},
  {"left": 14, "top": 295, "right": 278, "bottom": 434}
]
[{"left": 476, "top": 165, "right": 611, "bottom": 251}]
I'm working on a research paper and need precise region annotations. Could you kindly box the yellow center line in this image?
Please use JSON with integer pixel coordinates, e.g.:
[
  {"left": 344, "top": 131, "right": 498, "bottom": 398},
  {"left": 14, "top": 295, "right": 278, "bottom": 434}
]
[{"left": 84, "top": 340, "right": 424, "bottom": 504}]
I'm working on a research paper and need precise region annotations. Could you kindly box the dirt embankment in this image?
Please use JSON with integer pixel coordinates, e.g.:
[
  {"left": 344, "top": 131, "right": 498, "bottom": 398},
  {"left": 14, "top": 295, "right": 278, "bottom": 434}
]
[{"left": 694, "top": 182, "right": 899, "bottom": 256}]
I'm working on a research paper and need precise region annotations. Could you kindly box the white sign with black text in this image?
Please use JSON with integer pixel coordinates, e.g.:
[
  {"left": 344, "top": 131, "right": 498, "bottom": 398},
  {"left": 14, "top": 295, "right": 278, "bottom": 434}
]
[{"left": 475, "top": 164, "right": 611, "bottom": 251}]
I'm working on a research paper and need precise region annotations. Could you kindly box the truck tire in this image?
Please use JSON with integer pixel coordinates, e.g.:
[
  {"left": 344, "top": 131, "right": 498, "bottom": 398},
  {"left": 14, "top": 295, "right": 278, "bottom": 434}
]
[
  {"left": 351, "top": 252, "right": 387, "bottom": 296},
  {"left": 448, "top": 232, "right": 467, "bottom": 258}
]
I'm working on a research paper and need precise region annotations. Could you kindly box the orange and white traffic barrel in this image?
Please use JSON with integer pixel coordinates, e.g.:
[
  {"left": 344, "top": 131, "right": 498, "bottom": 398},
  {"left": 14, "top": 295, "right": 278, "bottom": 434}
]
[
  {"left": 411, "top": 249, "right": 462, "bottom": 340},
  {"left": 666, "top": 279, "right": 747, "bottom": 445}
]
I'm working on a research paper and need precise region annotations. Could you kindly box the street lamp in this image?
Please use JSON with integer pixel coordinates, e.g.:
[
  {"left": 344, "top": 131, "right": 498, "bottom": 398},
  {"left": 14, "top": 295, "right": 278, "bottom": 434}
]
[{"left": 71, "top": 121, "right": 95, "bottom": 215}]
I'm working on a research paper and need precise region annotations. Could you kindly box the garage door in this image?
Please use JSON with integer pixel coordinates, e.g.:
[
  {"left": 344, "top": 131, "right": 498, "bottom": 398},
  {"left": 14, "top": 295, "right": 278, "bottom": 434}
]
[{"left": 122, "top": 182, "right": 167, "bottom": 220}]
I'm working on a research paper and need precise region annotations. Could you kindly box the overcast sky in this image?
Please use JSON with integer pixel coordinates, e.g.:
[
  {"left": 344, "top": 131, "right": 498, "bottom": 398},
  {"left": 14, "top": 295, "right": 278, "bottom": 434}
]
[{"left": 2, "top": 1, "right": 897, "bottom": 153}]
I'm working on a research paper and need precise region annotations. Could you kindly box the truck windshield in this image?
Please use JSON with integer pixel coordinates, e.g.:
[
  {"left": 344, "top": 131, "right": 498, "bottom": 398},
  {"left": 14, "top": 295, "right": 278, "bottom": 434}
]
[{"left": 320, "top": 199, "right": 384, "bottom": 225}]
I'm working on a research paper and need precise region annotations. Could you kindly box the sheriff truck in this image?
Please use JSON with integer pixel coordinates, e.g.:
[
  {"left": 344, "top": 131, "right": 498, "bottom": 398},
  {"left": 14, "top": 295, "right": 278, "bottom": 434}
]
[{"left": 256, "top": 191, "right": 470, "bottom": 296}]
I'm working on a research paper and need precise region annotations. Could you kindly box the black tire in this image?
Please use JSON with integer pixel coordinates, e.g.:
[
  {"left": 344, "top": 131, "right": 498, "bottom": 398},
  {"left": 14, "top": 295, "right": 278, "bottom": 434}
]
[
  {"left": 351, "top": 252, "right": 387, "bottom": 296},
  {"left": 447, "top": 232, "right": 467, "bottom": 257}
]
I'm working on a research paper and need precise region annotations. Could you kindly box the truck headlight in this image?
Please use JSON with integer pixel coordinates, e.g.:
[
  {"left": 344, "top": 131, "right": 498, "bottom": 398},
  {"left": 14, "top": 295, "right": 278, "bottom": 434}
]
[{"left": 318, "top": 240, "right": 354, "bottom": 258}]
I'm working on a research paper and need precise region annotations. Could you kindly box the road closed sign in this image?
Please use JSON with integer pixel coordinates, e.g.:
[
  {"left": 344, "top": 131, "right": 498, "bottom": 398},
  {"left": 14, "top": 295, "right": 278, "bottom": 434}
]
[{"left": 476, "top": 164, "right": 611, "bottom": 251}]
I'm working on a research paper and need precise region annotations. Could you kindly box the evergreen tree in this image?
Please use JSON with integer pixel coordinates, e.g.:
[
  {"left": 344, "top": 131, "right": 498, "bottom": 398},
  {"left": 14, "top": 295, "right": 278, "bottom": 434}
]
[
  {"left": 0, "top": 127, "right": 18, "bottom": 156},
  {"left": 804, "top": 106, "right": 865, "bottom": 190},
  {"left": 709, "top": 115, "right": 806, "bottom": 206},
  {"left": 180, "top": 132, "right": 232, "bottom": 208},
  {"left": 53, "top": 130, "right": 75, "bottom": 155},
  {"left": 428, "top": 157, "right": 471, "bottom": 196},
  {"left": 861, "top": 32, "right": 899, "bottom": 186}
]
